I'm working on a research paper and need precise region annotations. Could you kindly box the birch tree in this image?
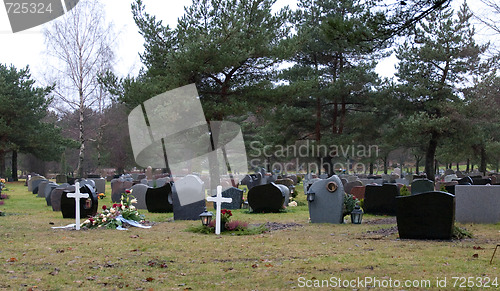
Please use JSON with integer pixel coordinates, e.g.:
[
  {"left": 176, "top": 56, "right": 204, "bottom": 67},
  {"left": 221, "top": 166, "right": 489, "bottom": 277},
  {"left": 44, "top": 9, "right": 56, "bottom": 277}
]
[{"left": 43, "top": 0, "right": 114, "bottom": 177}]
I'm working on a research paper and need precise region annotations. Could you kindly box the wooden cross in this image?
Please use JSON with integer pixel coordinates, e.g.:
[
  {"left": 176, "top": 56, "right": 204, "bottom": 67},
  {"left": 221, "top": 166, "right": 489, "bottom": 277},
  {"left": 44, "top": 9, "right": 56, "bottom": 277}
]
[
  {"left": 206, "top": 185, "right": 232, "bottom": 234},
  {"left": 66, "top": 182, "right": 89, "bottom": 230}
]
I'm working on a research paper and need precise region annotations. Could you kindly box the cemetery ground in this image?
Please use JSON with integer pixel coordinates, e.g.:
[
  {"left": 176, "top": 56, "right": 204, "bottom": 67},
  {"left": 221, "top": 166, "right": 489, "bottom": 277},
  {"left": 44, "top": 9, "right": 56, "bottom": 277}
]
[{"left": 0, "top": 181, "right": 499, "bottom": 290}]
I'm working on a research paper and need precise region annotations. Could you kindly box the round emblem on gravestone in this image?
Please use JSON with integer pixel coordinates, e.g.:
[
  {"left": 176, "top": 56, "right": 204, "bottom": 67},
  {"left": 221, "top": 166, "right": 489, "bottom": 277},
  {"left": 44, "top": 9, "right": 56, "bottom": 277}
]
[{"left": 326, "top": 181, "right": 338, "bottom": 193}]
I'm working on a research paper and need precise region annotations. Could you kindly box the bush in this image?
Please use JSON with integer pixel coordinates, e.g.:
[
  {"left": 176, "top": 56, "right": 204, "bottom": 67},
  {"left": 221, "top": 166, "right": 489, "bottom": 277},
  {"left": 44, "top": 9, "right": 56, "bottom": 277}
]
[{"left": 400, "top": 185, "right": 410, "bottom": 196}]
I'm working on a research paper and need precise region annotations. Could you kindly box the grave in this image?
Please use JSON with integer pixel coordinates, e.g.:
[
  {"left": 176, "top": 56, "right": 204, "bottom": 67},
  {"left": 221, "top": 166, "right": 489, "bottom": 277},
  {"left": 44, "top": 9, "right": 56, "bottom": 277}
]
[
  {"left": 171, "top": 175, "right": 206, "bottom": 220},
  {"left": 307, "top": 175, "right": 344, "bottom": 224},
  {"left": 248, "top": 183, "right": 287, "bottom": 213},
  {"left": 79, "top": 179, "right": 96, "bottom": 190},
  {"left": 274, "top": 178, "right": 295, "bottom": 197},
  {"left": 110, "top": 178, "right": 135, "bottom": 202},
  {"left": 36, "top": 180, "right": 50, "bottom": 198},
  {"left": 50, "top": 184, "right": 73, "bottom": 211},
  {"left": 471, "top": 177, "right": 492, "bottom": 185},
  {"left": 396, "top": 191, "right": 455, "bottom": 240},
  {"left": 207, "top": 185, "right": 233, "bottom": 234},
  {"left": 27, "top": 175, "right": 44, "bottom": 192},
  {"left": 350, "top": 186, "right": 365, "bottom": 200},
  {"left": 211, "top": 187, "right": 243, "bottom": 210},
  {"left": 455, "top": 185, "right": 500, "bottom": 223},
  {"left": 410, "top": 179, "right": 434, "bottom": 195},
  {"left": 241, "top": 172, "right": 264, "bottom": 190},
  {"left": 129, "top": 183, "right": 149, "bottom": 210},
  {"left": 60, "top": 184, "right": 98, "bottom": 219},
  {"left": 88, "top": 177, "right": 106, "bottom": 194},
  {"left": 344, "top": 180, "right": 363, "bottom": 195},
  {"left": 303, "top": 178, "right": 320, "bottom": 196},
  {"left": 363, "top": 183, "right": 400, "bottom": 215},
  {"left": 55, "top": 174, "right": 67, "bottom": 184},
  {"left": 44, "top": 182, "right": 59, "bottom": 206},
  {"left": 146, "top": 183, "right": 173, "bottom": 213}
]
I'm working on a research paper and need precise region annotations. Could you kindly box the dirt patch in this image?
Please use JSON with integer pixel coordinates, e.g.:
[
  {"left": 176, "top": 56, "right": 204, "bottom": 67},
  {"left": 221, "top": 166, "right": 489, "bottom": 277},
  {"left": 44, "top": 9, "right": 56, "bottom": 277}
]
[
  {"left": 366, "top": 226, "right": 398, "bottom": 236},
  {"left": 264, "top": 222, "right": 304, "bottom": 231},
  {"left": 364, "top": 217, "right": 397, "bottom": 225}
]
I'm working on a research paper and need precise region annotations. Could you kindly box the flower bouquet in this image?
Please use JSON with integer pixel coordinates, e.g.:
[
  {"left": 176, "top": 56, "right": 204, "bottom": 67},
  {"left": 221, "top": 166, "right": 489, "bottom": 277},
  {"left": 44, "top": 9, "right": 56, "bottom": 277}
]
[{"left": 81, "top": 189, "right": 148, "bottom": 229}]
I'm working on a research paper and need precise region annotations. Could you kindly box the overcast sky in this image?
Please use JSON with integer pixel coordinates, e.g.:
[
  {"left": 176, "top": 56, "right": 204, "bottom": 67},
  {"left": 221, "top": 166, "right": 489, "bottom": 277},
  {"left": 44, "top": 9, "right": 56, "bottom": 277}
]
[{"left": 0, "top": 0, "right": 494, "bottom": 84}]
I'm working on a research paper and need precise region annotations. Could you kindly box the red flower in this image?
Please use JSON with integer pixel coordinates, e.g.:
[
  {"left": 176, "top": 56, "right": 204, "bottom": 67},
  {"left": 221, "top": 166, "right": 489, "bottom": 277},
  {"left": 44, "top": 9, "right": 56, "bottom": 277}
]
[
  {"left": 89, "top": 218, "right": 94, "bottom": 222},
  {"left": 125, "top": 189, "right": 131, "bottom": 194},
  {"left": 102, "top": 205, "right": 107, "bottom": 210},
  {"left": 112, "top": 204, "right": 118, "bottom": 208}
]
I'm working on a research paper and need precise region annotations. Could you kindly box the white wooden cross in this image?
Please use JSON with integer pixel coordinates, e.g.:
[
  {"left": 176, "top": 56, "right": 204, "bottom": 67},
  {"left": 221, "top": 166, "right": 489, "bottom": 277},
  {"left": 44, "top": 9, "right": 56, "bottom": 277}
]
[
  {"left": 66, "top": 182, "right": 89, "bottom": 230},
  {"left": 206, "top": 185, "right": 232, "bottom": 234}
]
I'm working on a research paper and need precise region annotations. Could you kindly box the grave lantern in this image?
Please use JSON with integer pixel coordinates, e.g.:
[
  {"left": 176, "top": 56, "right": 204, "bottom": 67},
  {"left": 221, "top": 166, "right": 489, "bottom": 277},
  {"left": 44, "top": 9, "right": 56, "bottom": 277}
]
[
  {"left": 350, "top": 204, "right": 363, "bottom": 224},
  {"left": 306, "top": 191, "right": 315, "bottom": 202},
  {"left": 199, "top": 207, "right": 213, "bottom": 227}
]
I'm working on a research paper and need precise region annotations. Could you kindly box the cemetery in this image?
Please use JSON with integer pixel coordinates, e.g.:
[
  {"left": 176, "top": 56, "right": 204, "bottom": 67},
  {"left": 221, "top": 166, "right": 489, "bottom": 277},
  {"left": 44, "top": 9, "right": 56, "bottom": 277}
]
[
  {"left": 0, "top": 170, "right": 499, "bottom": 289},
  {"left": 1, "top": 0, "right": 500, "bottom": 289}
]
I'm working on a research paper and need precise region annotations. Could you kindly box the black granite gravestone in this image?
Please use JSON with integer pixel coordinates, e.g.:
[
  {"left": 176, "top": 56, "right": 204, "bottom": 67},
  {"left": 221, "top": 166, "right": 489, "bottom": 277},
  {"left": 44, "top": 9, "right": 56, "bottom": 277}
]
[
  {"left": 212, "top": 187, "right": 243, "bottom": 210},
  {"left": 247, "top": 183, "right": 286, "bottom": 213},
  {"left": 171, "top": 175, "right": 206, "bottom": 220},
  {"left": 44, "top": 182, "right": 59, "bottom": 206},
  {"left": 60, "top": 184, "right": 98, "bottom": 219},
  {"left": 396, "top": 191, "right": 455, "bottom": 240},
  {"left": 363, "top": 183, "right": 400, "bottom": 215},
  {"left": 145, "top": 183, "right": 173, "bottom": 213}
]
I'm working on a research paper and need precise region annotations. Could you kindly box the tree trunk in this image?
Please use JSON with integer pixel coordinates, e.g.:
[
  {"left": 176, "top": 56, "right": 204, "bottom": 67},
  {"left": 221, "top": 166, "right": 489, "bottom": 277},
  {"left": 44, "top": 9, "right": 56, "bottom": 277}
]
[
  {"left": 425, "top": 132, "right": 439, "bottom": 181},
  {"left": 12, "top": 150, "right": 18, "bottom": 181},
  {"left": 0, "top": 150, "right": 5, "bottom": 177},
  {"left": 480, "top": 146, "right": 487, "bottom": 175},
  {"left": 383, "top": 155, "right": 388, "bottom": 174},
  {"left": 369, "top": 162, "right": 374, "bottom": 175},
  {"left": 76, "top": 102, "right": 85, "bottom": 177},
  {"left": 466, "top": 158, "right": 470, "bottom": 173}
]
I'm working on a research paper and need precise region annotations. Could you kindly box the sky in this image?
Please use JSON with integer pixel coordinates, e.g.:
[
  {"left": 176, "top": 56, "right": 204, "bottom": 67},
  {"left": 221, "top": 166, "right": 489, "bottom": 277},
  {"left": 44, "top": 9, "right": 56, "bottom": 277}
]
[{"left": 0, "top": 0, "right": 495, "bottom": 84}]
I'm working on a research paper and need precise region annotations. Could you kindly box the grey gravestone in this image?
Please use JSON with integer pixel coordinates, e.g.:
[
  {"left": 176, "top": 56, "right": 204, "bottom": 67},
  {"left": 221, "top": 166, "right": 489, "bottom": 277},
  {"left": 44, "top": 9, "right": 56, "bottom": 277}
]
[
  {"left": 364, "top": 184, "right": 400, "bottom": 215},
  {"left": 145, "top": 183, "right": 173, "bottom": 213},
  {"left": 89, "top": 178, "right": 106, "bottom": 194},
  {"left": 28, "top": 175, "right": 45, "bottom": 192},
  {"left": 455, "top": 185, "right": 500, "bottom": 223},
  {"left": 241, "top": 173, "right": 264, "bottom": 190},
  {"left": 140, "top": 178, "right": 148, "bottom": 185},
  {"left": 396, "top": 191, "right": 455, "bottom": 240},
  {"left": 248, "top": 183, "right": 287, "bottom": 213},
  {"left": 60, "top": 184, "right": 98, "bottom": 219},
  {"left": 344, "top": 180, "right": 363, "bottom": 195},
  {"left": 395, "top": 178, "right": 409, "bottom": 186},
  {"left": 37, "top": 180, "right": 50, "bottom": 198},
  {"left": 110, "top": 179, "right": 134, "bottom": 203},
  {"left": 319, "top": 174, "right": 329, "bottom": 179},
  {"left": 148, "top": 178, "right": 168, "bottom": 188},
  {"left": 171, "top": 175, "right": 206, "bottom": 220},
  {"left": 44, "top": 182, "right": 59, "bottom": 206},
  {"left": 79, "top": 179, "right": 96, "bottom": 190},
  {"left": 32, "top": 178, "right": 48, "bottom": 195},
  {"left": 50, "top": 184, "right": 73, "bottom": 211},
  {"left": 411, "top": 179, "right": 435, "bottom": 195},
  {"left": 130, "top": 183, "right": 149, "bottom": 210},
  {"left": 275, "top": 178, "right": 295, "bottom": 197},
  {"left": 212, "top": 187, "right": 243, "bottom": 210},
  {"left": 303, "top": 178, "right": 320, "bottom": 196},
  {"left": 307, "top": 175, "right": 344, "bottom": 224}
]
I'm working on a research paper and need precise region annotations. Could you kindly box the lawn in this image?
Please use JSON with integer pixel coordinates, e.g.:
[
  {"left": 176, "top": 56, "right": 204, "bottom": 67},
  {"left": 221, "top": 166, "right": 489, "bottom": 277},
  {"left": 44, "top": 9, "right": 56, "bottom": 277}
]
[{"left": 0, "top": 180, "right": 498, "bottom": 290}]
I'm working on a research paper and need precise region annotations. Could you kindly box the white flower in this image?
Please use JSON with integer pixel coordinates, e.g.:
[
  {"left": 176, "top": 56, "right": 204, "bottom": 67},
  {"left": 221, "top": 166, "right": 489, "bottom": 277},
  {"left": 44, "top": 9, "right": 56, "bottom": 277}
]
[
  {"left": 288, "top": 201, "right": 297, "bottom": 207},
  {"left": 110, "top": 208, "right": 116, "bottom": 214},
  {"left": 102, "top": 217, "right": 107, "bottom": 222},
  {"left": 83, "top": 219, "right": 90, "bottom": 224},
  {"left": 129, "top": 205, "right": 136, "bottom": 211},
  {"left": 121, "top": 205, "right": 126, "bottom": 210},
  {"left": 130, "top": 198, "right": 138, "bottom": 204}
]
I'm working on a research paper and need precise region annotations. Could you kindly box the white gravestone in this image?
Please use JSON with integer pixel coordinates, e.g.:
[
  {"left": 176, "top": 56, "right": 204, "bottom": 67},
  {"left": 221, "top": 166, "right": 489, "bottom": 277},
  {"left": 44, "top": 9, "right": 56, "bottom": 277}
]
[
  {"left": 207, "top": 185, "right": 232, "bottom": 235},
  {"left": 66, "top": 182, "right": 89, "bottom": 230}
]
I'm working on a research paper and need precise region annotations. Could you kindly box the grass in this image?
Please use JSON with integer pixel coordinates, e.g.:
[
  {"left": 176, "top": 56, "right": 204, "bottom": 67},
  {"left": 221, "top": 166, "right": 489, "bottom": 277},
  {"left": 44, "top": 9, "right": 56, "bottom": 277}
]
[{"left": 0, "top": 181, "right": 499, "bottom": 290}]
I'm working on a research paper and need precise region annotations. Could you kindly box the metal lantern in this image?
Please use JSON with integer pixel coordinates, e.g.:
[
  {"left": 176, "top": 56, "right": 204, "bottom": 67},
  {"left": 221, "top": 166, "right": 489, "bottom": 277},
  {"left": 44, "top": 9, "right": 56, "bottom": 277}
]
[
  {"left": 199, "top": 207, "right": 213, "bottom": 227},
  {"left": 350, "top": 204, "right": 363, "bottom": 224},
  {"left": 307, "top": 191, "right": 315, "bottom": 202}
]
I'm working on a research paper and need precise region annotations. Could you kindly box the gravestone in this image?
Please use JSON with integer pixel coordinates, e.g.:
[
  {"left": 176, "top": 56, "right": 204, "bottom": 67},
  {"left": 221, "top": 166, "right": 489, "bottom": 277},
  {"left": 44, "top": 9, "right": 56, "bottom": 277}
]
[
  {"left": 140, "top": 178, "right": 148, "bottom": 185},
  {"left": 319, "top": 174, "right": 329, "bottom": 179},
  {"left": 130, "top": 183, "right": 149, "bottom": 210},
  {"left": 241, "top": 173, "right": 264, "bottom": 190},
  {"left": 456, "top": 176, "right": 473, "bottom": 185},
  {"left": 363, "top": 183, "right": 400, "bottom": 215},
  {"left": 340, "top": 178, "right": 348, "bottom": 187},
  {"left": 307, "top": 175, "right": 344, "bottom": 224},
  {"left": 303, "top": 178, "right": 320, "bottom": 196},
  {"left": 248, "top": 183, "right": 287, "bottom": 213},
  {"left": 395, "top": 178, "right": 410, "bottom": 186},
  {"left": 79, "top": 179, "right": 96, "bottom": 190},
  {"left": 444, "top": 169, "right": 455, "bottom": 176},
  {"left": 344, "top": 180, "right": 363, "bottom": 195},
  {"left": 60, "top": 184, "right": 98, "bottom": 219},
  {"left": 212, "top": 187, "right": 243, "bottom": 210},
  {"left": 88, "top": 177, "right": 106, "bottom": 194},
  {"left": 350, "top": 186, "right": 366, "bottom": 200},
  {"left": 28, "top": 175, "right": 45, "bottom": 192},
  {"left": 110, "top": 178, "right": 134, "bottom": 202},
  {"left": 145, "top": 183, "right": 173, "bottom": 213},
  {"left": 50, "top": 184, "right": 72, "bottom": 211},
  {"left": 275, "top": 178, "right": 295, "bottom": 197},
  {"left": 171, "top": 175, "right": 206, "bottom": 220},
  {"left": 471, "top": 177, "right": 491, "bottom": 185},
  {"left": 396, "top": 191, "right": 455, "bottom": 240},
  {"left": 444, "top": 174, "right": 458, "bottom": 182},
  {"left": 411, "top": 179, "right": 434, "bottom": 195},
  {"left": 36, "top": 180, "right": 50, "bottom": 198},
  {"left": 44, "top": 182, "right": 59, "bottom": 206},
  {"left": 455, "top": 185, "right": 500, "bottom": 223},
  {"left": 32, "top": 178, "right": 48, "bottom": 195}
]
